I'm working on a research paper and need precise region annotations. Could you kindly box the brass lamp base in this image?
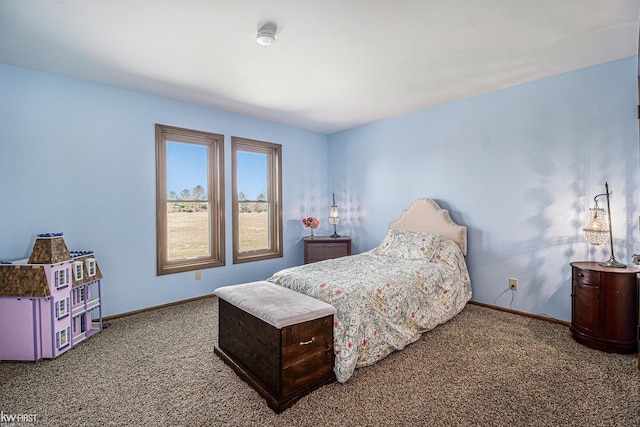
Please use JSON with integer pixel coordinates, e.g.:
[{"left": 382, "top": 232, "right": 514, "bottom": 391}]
[{"left": 599, "top": 256, "right": 627, "bottom": 268}]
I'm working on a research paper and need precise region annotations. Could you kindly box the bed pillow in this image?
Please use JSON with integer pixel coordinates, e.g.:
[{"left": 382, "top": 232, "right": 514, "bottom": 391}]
[
  {"left": 373, "top": 229, "right": 441, "bottom": 261},
  {"left": 433, "top": 237, "right": 465, "bottom": 269}
]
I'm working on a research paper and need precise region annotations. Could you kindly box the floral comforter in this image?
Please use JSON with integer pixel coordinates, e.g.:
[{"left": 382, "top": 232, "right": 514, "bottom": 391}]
[{"left": 267, "top": 229, "right": 472, "bottom": 383}]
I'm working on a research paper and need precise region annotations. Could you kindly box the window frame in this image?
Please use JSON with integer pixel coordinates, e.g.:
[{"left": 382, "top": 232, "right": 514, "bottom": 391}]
[
  {"left": 85, "top": 258, "right": 96, "bottom": 277},
  {"left": 155, "top": 124, "right": 225, "bottom": 275},
  {"left": 56, "top": 298, "right": 69, "bottom": 319},
  {"left": 56, "top": 327, "right": 70, "bottom": 350},
  {"left": 55, "top": 268, "right": 69, "bottom": 289},
  {"left": 232, "top": 137, "right": 283, "bottom": 264},
  {"left": 73, "top": 261, "right": 83, "bottom": 281}
]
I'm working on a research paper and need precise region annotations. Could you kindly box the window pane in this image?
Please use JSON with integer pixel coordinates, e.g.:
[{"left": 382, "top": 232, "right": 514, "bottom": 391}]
[
  {"left": 239, "top": 202, "right": 269, "bottom": 252},
  {"left": 237, "top": 151, "right": 267, "bottom": 202},
  {"left": 237, "top": 151, "right": 269, "bottom": 252},
  {"left": 167, "top": 142, "right": 208, "bottom": 200},
  {"left": 167, "top": 201, "right": 211, "bottom": 260}
]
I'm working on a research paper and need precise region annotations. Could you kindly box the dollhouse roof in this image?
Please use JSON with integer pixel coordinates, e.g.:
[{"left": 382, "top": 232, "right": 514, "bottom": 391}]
[
  {"left": 28, "top": 233, "right": 71, "bottom": 264},
  {"left": 71, "top": 252, "right": 103, "bottom": 286},
  {"left": 0, "top": 233, "right": 102, "bottom": 298},
  {"left": 0, "top": 265, "right": 50, "bottom": 297}
]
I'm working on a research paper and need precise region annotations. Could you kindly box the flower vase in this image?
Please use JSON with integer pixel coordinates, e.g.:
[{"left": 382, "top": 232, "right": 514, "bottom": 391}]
[{"left": 310, "top": 228, "right": 315, "bottom": 238}]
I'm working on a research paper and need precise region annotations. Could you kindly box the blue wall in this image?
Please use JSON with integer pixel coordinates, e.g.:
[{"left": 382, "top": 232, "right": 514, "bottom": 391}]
[
  {"left": 328, "top": 57, "right": 640, "bottom": 321},
  {"left": 1, "top": 57, "right": 638, "bottom": 321},
  {"left": 0, "top": 64, "right": 331, "bottom": 316}
]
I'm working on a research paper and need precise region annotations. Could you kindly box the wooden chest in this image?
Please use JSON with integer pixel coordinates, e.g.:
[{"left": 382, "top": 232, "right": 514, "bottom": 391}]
[{"left": 214, "top": 281, "right": 336, "bottom": 413}]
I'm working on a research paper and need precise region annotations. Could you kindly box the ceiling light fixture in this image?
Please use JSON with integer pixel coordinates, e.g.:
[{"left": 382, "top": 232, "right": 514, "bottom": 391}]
[{"left": 256, "top": 23, "right": 276, "bottom": 46}]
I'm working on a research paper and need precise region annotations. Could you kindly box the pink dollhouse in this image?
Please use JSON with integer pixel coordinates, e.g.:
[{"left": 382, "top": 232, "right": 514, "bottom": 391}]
[{"left": 0, "top": 232, "right": 103, "bottom": 361}]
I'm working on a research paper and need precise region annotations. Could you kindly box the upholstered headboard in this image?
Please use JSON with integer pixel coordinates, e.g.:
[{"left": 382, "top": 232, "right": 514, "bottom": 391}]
[{"left": 388, "top": 198, "right": 467, "bottom": 255}]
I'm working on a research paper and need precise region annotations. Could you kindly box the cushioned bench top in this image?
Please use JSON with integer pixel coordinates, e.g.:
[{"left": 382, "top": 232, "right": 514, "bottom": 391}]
[{"left": 214, "top": 281, "right": 337, "bottom": 329}]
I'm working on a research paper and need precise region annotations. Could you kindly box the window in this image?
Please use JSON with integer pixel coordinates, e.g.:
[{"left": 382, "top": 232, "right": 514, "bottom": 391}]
[
  {"left": 85, "top": 258, "right": 96, "bottom": 277},
  {"left": 73, "top": 261, "right": 83, "bottom": 281},
  {"left": 56, "top": 298, "right": 69, "bottom": 319},
  {"left": 56, "top": 327, "right": 70, "bottom": 350},
  {"left": 55, "top": 268, "right": 69, "bottom": 289},
  {"left": 156, "top": 124, "right": 225, "bottom": 275},
  {"left": 232, "top": 137, "right": 282, "bottom": 263}
]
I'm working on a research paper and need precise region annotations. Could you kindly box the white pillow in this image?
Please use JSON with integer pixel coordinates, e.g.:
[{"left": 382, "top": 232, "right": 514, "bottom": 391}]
[{"left": 373, "top": 229, "right": 441, "bottom": 261}]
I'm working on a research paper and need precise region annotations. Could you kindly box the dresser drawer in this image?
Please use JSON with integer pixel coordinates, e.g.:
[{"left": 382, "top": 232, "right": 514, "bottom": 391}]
[
  {"left": 307, "top": 244, "right": 348, "bottom": 262},
  {"left": 573, "top": 266, "right": 600, "bottom": 285},
  {"left": 304, "top": 237, "right": 352, "bottom": 264}
]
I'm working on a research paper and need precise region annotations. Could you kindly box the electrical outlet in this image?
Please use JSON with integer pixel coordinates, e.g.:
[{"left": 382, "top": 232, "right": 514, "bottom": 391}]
[
  {"left": 195, "top": 270, "right": 202, "bottom": 281},
  {"left": 509, "top": 278, "right": 518, "bottom": 291}
]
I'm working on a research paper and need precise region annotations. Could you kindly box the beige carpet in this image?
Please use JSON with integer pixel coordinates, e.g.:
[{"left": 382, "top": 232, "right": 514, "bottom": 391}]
[{"left": 0, "top": 297, "right": 638, "bottom": 427}]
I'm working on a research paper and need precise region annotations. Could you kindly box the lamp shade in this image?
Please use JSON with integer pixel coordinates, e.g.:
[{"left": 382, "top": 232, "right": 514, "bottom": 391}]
[
  {"left": 583, "top": 206, "right": 609, "bottom": 245},
  {"left": 329, "top": 206, "right": 340, "bottom": 225}
]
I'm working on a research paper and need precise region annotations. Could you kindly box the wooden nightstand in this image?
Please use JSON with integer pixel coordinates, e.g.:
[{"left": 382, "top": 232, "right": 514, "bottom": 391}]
[
  {"left": 304, "top": 236, "right": 351, "bottom": 264},
  {"left": 570, "top": 262, "right": 639, "bottom": 354}
]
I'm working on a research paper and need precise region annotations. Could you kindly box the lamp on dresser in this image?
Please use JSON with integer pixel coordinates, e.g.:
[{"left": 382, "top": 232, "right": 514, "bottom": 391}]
[
  {"left": 582, "top": 182, "right": 626, "bottom": 268},
  {"left": 329, "top": 193, "right": 340, "bottom": 238}
]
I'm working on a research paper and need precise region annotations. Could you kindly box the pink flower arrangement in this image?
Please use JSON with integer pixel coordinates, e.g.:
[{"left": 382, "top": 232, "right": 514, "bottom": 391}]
[{"left": 302, "top": 216, "right": 320, "bottom": 228}]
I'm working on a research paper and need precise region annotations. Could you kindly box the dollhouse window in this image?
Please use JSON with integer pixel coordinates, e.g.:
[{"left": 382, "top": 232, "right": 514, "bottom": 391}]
[
  {"left": 56, "top": 328, "right": 70, "bottom": 350},
  {"left": 73, "top": 261, "right": 84, "bottom": 281},
  {"left": 78, "top": 287, "right": 85, "bottom": 303},
  {"left": 55, "top": 268, "right": 70, "bottom": 289},
  {"left": 56, "top": 298, "right": 69, "bottom": 319},
  {"left": 85, "top": 258, "right": 96, "bottom": 277}
]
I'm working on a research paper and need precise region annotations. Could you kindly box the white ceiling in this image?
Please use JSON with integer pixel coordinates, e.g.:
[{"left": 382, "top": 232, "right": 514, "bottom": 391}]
[{"left": 0, "top": 1, "right": 638, "bottom": 134}]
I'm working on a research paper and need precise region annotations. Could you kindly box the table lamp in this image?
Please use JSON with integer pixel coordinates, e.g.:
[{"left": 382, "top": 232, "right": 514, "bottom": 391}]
[{"left": 582, "top": 182, "right": 626, "bottom": 268}]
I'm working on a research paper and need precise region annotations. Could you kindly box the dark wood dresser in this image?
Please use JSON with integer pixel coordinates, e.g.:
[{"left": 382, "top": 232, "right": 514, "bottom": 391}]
[
  {"left": 570, "top": 262, "right": 639, "bottom": 354},
  {"left": 304, "top": 236, "right": 351, "bottom": 264}
]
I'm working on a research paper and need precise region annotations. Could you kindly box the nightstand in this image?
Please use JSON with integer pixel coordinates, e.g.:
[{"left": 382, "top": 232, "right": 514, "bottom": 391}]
[
  {"left": 304, "top": 236, "right": 351, "bottom": 264},
  {"left": 570, "top": 261, "right": 639, "bottom": 354}
]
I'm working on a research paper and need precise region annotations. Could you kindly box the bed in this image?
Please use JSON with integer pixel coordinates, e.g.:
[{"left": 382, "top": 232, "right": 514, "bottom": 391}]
[{"left": 267, "top": 198, "right": 472, "bottom": 383}]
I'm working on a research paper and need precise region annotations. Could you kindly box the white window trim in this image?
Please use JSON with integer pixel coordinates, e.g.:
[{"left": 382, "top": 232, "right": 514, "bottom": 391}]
[
  {"left": 56, "top": 268, "right": 69, "bottom": 289},
  {"left": 56, "top": 298, "right": 69, "bottom": 319},
  {"left": 56, "top": 328, "right": 70, "bottom": 350},
  {"left": 85, "top": 258, "right": 96, "bottom": 277},
  {"left": 73, "top": 261, "right": 84, "bottom": 281}
]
